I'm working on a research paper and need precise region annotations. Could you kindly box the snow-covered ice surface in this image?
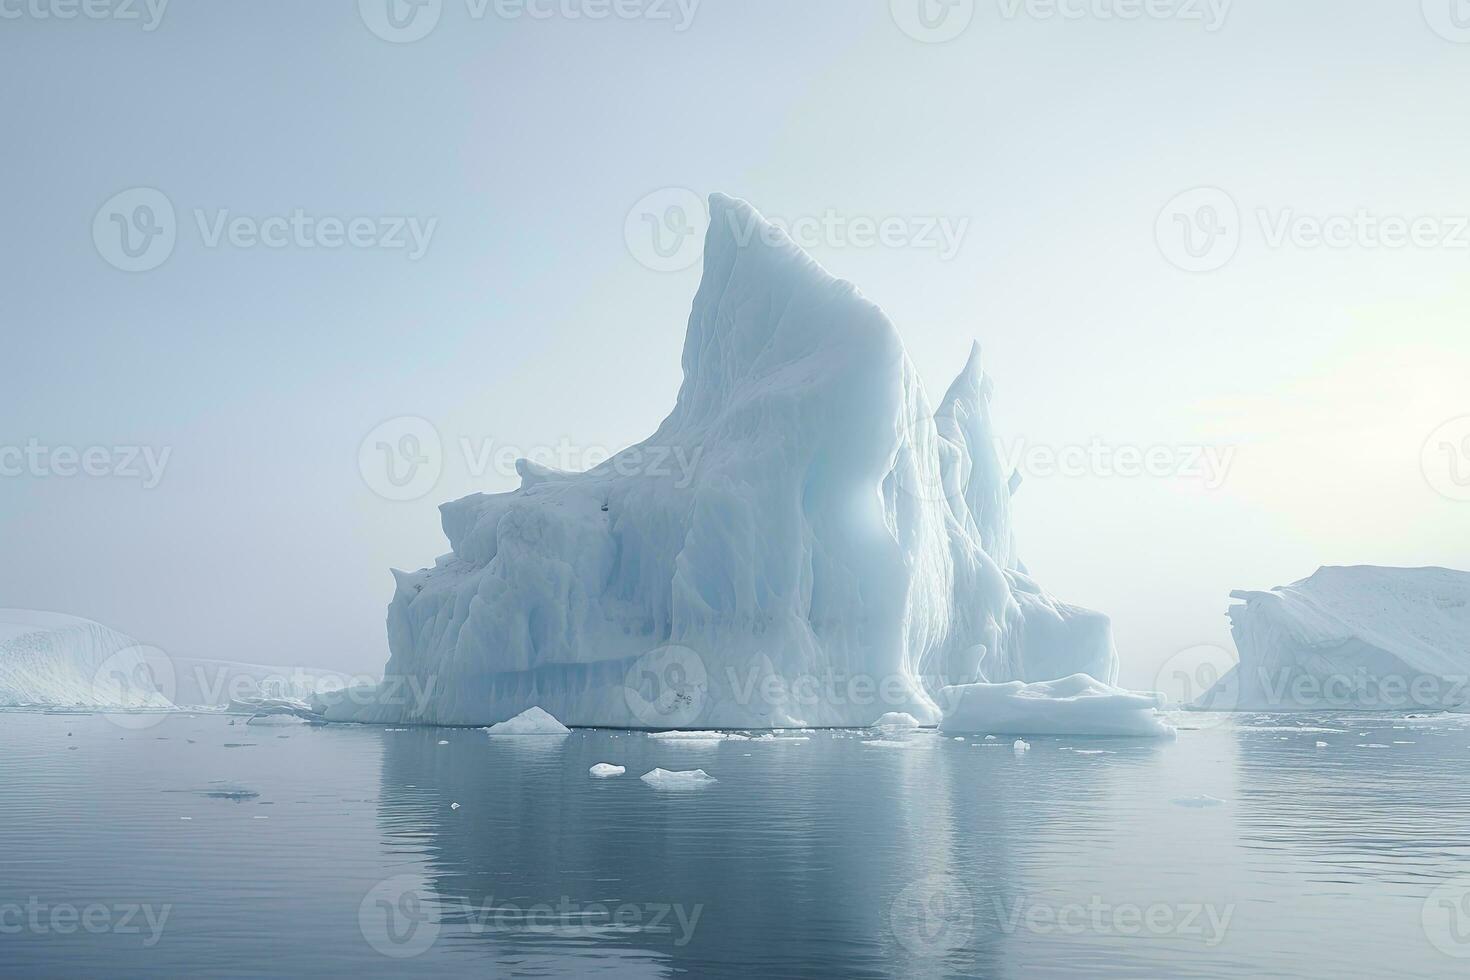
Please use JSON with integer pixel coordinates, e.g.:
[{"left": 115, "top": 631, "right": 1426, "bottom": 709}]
[
  {"left": 1200, "top": 566, "right": 1470, "bottom": 711},
  {"left": 940, "top": 674, "right": 1175, "bottom": 738},
  {"left": 323, "top": 194, "right": 1117, "bottom": 729},
  {"left": 484, "top": 707, "right": 570, "bottom": 735}
]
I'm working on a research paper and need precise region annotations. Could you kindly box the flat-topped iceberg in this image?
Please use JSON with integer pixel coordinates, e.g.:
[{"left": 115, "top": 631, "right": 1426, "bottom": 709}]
[
  {"left": 323, "top": 193, "right": 1118, "bottom": 729},
  {"left": 940, "top": 674, "right": 1175, "bottom": 738},
  {"left": 1201, "top": 566, "right": 1470, "bottom": 711}
]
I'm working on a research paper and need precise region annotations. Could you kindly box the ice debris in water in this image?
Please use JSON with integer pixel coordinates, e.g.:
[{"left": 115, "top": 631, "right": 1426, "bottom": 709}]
[
  {"left": 1013, "top": 739, "right": 1030, "bottom": 754},
  {"left": 640, "top": 768, "right": 717, "bottom": 790},
  {"left": 1172, "top": 795, "right": 1226, "bottom": 808},
  {"left": 590, "top": 763, "right": 626, "bottom": 778},
  {"left": 874, "top": 712, "right": 921, "bottom": 730}
]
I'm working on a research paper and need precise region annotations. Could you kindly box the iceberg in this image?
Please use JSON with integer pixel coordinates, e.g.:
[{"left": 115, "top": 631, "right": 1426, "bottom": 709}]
[
  {"left": 0, "top": 611, "right": 172, "bottom": 710},
  {"left": 873, "top": 712, "right": 921, "bottom": 729},
  {"left": 1200, "top": 566, "right": 1470, "bottom": 711},
  {"left": 939, "top": 674, "right": 1175, "bottom": 738},
  {"left": 484, "top": 706, "right": 571, "bottom": 735},
  {"left": 324, "top": 193, "right": 1118, "bottom": 729},
  {"left": 589, "top": 763, "right": 626, "bottom": 777},
  {"left": 0, "top": 610, "right": 351, "bottom": 712}
]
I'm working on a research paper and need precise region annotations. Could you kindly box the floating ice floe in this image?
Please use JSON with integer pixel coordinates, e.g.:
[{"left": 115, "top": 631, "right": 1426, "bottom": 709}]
[
  {"left": 1013, "top": 739, "right": 1030, "bottom": 754},
  {"left": 1172, "top": 795, "right": 1226, "bottom": 808},
  {"left": 640, "top": 768, "right": 717, "bottom": 790},
  {"left": 589, "top": 763, "right": 626, "bottom": 778},
  {"left": 940, "top": 674, "right": 1175, "bottom": 738},
  {"left": 484, "top": 707, "right": 571, "bottom": 736},
  {"left": 647, "top": 731, "right": 749, "bottom": 742}
]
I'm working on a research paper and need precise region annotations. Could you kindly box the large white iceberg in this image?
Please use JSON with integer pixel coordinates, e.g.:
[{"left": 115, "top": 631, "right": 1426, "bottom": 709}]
[
  {"left": 940, "top": 674, "right": 1175, "bottom": 738},
  {"left": 1201, "top": 566, "right": 1470, "bottom": 711},
  {"left": 322, "top": 193, "right": 1117, "bottom": 729}
]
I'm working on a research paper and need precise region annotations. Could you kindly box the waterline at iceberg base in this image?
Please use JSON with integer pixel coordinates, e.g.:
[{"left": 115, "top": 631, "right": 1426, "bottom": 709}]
[{"left": 323, "top": 194, "right": 1124, "bottom": 729}]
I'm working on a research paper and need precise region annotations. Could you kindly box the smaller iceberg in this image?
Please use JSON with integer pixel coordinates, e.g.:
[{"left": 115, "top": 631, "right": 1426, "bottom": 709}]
[
  {"left": 873, "top": 712, "right": 921, "bottom": 730},
  {"left": 484, "top": 706, "right": 570, "bottom": 735},
  {"left": 939, "top": 674, "right": 1174, "bottom": 738},
  {"left": 640, "top": 768, "right": 717, "bottom": 790},
  {"left": 589, "top": 763, "right": 626, "bottom": 778},
  {"left": 1202, "top": 566, "right": 1470, "bottom": 711}
]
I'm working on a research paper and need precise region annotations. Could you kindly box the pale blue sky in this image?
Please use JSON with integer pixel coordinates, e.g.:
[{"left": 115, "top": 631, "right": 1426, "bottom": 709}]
[{"left": 4, "top": 0, "right": 1468, "bottom": 688}]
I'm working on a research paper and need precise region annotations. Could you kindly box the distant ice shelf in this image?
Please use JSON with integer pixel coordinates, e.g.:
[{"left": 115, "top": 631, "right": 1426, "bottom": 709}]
[{"left": 1199, "top": 566, "right": 1470, "bottom": 712}]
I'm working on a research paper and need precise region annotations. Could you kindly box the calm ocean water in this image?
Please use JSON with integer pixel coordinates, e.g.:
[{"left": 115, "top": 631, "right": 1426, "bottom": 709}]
[{"left": 3, "top": 708, "right": 1469, "bottom": 978}]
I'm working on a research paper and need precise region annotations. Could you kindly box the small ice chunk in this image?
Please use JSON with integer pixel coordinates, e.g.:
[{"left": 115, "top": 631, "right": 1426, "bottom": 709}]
[
  {"left": 984, "top": 735, "right": 997, "bottom": 741},
  {"left": 590, "top": 763, "right": 626, "bottom": 777},
  {"left": 640, "top": 768, "right": 717, "bottom": 790},
  {"left": 1172, "top": 795, "right": 1226, "bottom": 808},
  {"left": 438, "top": 740, "right": 449, "bottom": 745},
  {"left": 450, "top": 802, "right": 460, "bottom": 810},
  {"left": 1013, "top": 739, "right": 1030, "bottom": 754},
  {"left": 484, "top": 707, "right": 571, "bottom": 736},
  {"left": 874, "top": 712, "right": 921, "bottom": 729},
  {"left": 1316, "top": 741, "right": 1329, "bottom": 748}
]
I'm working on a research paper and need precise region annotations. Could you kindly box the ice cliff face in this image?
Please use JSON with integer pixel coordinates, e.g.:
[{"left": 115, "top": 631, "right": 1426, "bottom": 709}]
[
  {"left": 326, "top": 193, "right": 1116, "bottom": 728},
  {"left": 1201, "top": 566, "right": 1470, "bottom": 711}
]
